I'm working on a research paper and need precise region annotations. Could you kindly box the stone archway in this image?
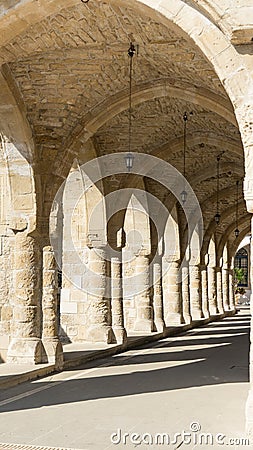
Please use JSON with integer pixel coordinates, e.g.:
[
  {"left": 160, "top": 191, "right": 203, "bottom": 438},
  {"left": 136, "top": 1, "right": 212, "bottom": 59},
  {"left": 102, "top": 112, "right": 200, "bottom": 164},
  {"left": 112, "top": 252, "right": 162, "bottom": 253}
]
[{"left": 0, "top": 0, "right": 252, "bottom": 438}]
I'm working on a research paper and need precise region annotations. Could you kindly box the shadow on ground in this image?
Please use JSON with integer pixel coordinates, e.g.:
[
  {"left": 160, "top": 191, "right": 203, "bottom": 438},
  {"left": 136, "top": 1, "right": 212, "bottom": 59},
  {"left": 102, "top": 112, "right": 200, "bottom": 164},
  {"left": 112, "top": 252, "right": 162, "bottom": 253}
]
[{"left": 0, "top": 312, "right": 249, "bottom": 414}]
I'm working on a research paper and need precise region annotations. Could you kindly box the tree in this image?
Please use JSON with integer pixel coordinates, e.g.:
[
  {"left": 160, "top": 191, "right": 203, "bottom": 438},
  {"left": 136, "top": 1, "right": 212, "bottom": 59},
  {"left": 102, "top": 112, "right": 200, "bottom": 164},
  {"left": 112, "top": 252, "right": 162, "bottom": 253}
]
[{"left": 234, "top": 267, "right": 245, "bottom": 294}]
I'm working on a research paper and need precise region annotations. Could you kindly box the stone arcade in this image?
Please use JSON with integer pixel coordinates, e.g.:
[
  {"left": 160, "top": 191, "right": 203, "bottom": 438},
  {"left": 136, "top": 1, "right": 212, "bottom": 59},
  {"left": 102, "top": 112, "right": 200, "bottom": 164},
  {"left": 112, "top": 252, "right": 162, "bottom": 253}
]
[{"left": 0, "top": 0, "right": 253, "bottom": 438}]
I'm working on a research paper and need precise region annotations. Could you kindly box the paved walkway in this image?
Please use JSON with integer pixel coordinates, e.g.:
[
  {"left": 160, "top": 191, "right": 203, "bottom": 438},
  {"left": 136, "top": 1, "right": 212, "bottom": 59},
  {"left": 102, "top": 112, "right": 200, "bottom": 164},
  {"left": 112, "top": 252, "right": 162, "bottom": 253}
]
[
  {"left": 0, "top": 314, "right": 228, "bottom": 390},
  {"left": 0, "top": 308, "right": 250, "bottom": 450}
]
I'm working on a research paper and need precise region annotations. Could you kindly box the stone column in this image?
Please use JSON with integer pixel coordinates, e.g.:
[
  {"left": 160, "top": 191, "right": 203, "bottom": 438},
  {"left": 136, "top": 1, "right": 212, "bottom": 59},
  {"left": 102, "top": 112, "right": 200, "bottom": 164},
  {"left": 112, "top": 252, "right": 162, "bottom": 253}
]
[
  {"left": 7, "top": 233, "right": 43, "bottom": 364},
  {"left": 200, "top": 264, "right": 210, "bottom": 318},
  {"left": 246, "top": 218, "right": 253, "bottom": 440},
  {"left": 238, "top": 101, "right": 253, "bottom": 442},
  {"left": 189, "top": 264, "right": 204, "bottom": 320},
  {"left": 87, "top": 247, "right": 114, "bottom": 343},
  {"left": 216, "top": 267, "right": 225, "bottom": 314},
  {"left": 208, "top": 265, "right": 219, "bottom": 315},
  {"left": 182, "top": 263, "right": 192, "bottom": 324},
  {"left": 163, "top": 258, "right": 183, "bottom": 326},
  {"left": 111, "top": 254, "right": 127, "bottom": 344},
  {"left": 153, "top": 258, "right": 165, "bottom": 332},
  {"left": 222, "top": 267, "right": 230, "bottom": 311},
  {"left": 229, "top": 268, "right": 236, "bottom": 312},
  {"left": 42, "top": 245, "right": 63, "bottom": 368},
  {"left": 134, "top": 254, "right": 154, "bottom": 332}
]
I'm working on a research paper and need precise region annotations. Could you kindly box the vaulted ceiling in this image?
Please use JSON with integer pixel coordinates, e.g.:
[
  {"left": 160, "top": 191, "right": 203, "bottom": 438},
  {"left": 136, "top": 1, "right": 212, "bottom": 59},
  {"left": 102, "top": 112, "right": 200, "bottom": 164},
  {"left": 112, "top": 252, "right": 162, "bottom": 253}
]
[{"left": 0, "top": 0, "right": 250, "bottom": 254}]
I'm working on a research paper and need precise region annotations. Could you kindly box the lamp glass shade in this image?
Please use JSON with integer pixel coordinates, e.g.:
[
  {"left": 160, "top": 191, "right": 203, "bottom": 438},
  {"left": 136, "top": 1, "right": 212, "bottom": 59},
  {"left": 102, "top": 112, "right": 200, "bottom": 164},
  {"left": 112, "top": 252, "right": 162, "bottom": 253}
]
[
  {"left": 214, "top": 212, "right": 220, "bottom": 224},
  {"left": 125, "top": 153, "right": 134, "bottom": 171},
  {"left": 180, "top": 190, "right": 187, "bottom": 204},
  {"left": 234, "top": 228, "right": 239, "bottom": 238}
]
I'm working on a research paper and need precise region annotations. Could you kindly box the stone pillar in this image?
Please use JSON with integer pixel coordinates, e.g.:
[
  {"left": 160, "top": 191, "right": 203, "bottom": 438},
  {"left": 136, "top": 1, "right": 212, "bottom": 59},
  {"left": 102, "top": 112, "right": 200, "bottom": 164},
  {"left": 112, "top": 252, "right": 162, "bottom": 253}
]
[
  {"left": 134, "top": 254, "right": 154, "bottom": 332},
  {"left": 7, "top": 233, "right": 43, "bottom": 364},
  {"left": 238, "top": 101, "right": 253, "bottom": 442},
  {"left": 42, "top": 245, "right": 63, "bottom": 368},
  {"left": 163, "top": 258, "right": 183, "bottom": 326},
  {"left": 200, "top": 264, "right": 210, "bottom": 318},
  {"left": 208, "top": 265, "right": 219, "bottom": 315},
  {"left": 229, "top": 268, "right": 236, "bottom": 312},
  {"left": 153, "top": 259, "right": 165, "bottom": 332},
  {"left": 216, "top": 267, "right": 225, "bottom": 314},
  {"left": 182, "top": 263, "right": 192, "bottom": 324},
  {"left": 222, "top": 267, "right": 230, "bottom": 311},
  {"left": 87, "top": 247, "right": 114, "bottom": 343},
  {"left": 246, "top": 218, "right": 253, "bottom": 441},
  {"left": 111, "top": 254, "right": 127, "bottom": 344},
  {"left": 189, "top": 264, "right": 204, "bottom": 320}
]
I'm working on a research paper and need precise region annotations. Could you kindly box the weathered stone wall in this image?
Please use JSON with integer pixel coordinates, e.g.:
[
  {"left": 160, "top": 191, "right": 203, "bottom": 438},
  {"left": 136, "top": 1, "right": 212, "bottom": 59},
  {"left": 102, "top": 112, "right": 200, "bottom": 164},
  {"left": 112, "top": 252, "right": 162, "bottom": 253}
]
[
  {"left": 123, "top": 255, "right": 137, "bottom": 332},
  {"left": 0, "top": 149, "right": 14, "bottom": 360},
  {"left": 122, "top": 194, "right": 152, "bottom": 332},
  {"left": 60, "top": 165, "right": 111, "bottom": 343},
  {"left": 60, "top": 168, "right": 90, "bottom": 343},
  {"left": 0, "top": 234, "right": 13, "bottom": 361}
]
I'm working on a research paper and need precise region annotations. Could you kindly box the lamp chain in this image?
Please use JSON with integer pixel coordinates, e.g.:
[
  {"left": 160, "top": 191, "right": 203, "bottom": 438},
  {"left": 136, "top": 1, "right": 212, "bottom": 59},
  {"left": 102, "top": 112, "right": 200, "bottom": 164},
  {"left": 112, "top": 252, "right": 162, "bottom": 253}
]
[
  {"left": 216, "top": 155, "right": 220, "bottom": 215},
  {"left": 236, "top": 180, "right": 239, "bottom": 229},
  {"left": 183, "top": 112, "right": 187, "bottom": 177},
  {"left": 128, "top": 43, "right": 135, "bottom": 155}
]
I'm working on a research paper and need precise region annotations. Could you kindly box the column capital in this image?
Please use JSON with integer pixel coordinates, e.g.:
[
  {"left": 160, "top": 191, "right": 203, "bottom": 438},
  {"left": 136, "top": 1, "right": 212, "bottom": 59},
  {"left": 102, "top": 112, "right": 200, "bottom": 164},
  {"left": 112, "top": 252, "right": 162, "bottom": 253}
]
[
  {"left": 189, "top": 262, "right": 201, "bottom": 268},
  {"left": 244, "top": 177, "right": 253, "bottom": 213},
  {"left": 111, "top": 253, "right": 122, "bottom": 263},
  {"left": 164, "top": 256, "right": 181, "bottom": 264},
  {"left": 8, "top": 215, "right": 28, "bottom": 232},
  {"left": 87, "top": 242, "right": 107, "bottom": 250},
  {"left": 133, "top": 249, "right": 151, "bottom": 258}
]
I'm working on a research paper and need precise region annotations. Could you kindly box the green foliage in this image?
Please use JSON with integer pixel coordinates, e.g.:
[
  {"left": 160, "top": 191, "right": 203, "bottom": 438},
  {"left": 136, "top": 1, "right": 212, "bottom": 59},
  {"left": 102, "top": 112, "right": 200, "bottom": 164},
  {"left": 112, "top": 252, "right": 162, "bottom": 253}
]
[
  {"left": 234, "top": 267, "right": 245, "bottom": 285},
  {"left": 234, "top": 267, "right": 246, "bottom": 294}
]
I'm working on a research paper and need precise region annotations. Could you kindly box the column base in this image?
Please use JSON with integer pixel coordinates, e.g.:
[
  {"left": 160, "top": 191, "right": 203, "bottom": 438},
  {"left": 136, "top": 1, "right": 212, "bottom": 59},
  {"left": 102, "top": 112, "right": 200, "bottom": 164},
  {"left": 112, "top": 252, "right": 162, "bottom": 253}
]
[
  {"left": 42, "top": 339, "right": 64, "bottom": 369},
  {"left": 183, "top": 314, "right": 192, "bottom": 325},
  {"left": 165, "top": 313, "right": 183, "bottom": 326},
  {"left": 112, "top": 327, "right": 127, "bottom": 345},
  {"left": 209, "top": 306, "right": 219, "bottom": 315},
  {"left": 202, "top": 310, "right": 210, "bottom": 319},
  {"left": 224, "top": 305, "right": 231, "bottom": 312},
  {"left": 87, "top": 325, "right": 114, "bottom": 344},
  {"left": 134, "top": 319, "right": 154, "bottom": 333},
  {"left": 7, "top": 338, "right": 43, "bottom": 364},
  {"left": 154, "top": 319, "right": 165, "bottom": 333},
  {"left": 191, "top": 310, "right": 204, "bottom": 321}
]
